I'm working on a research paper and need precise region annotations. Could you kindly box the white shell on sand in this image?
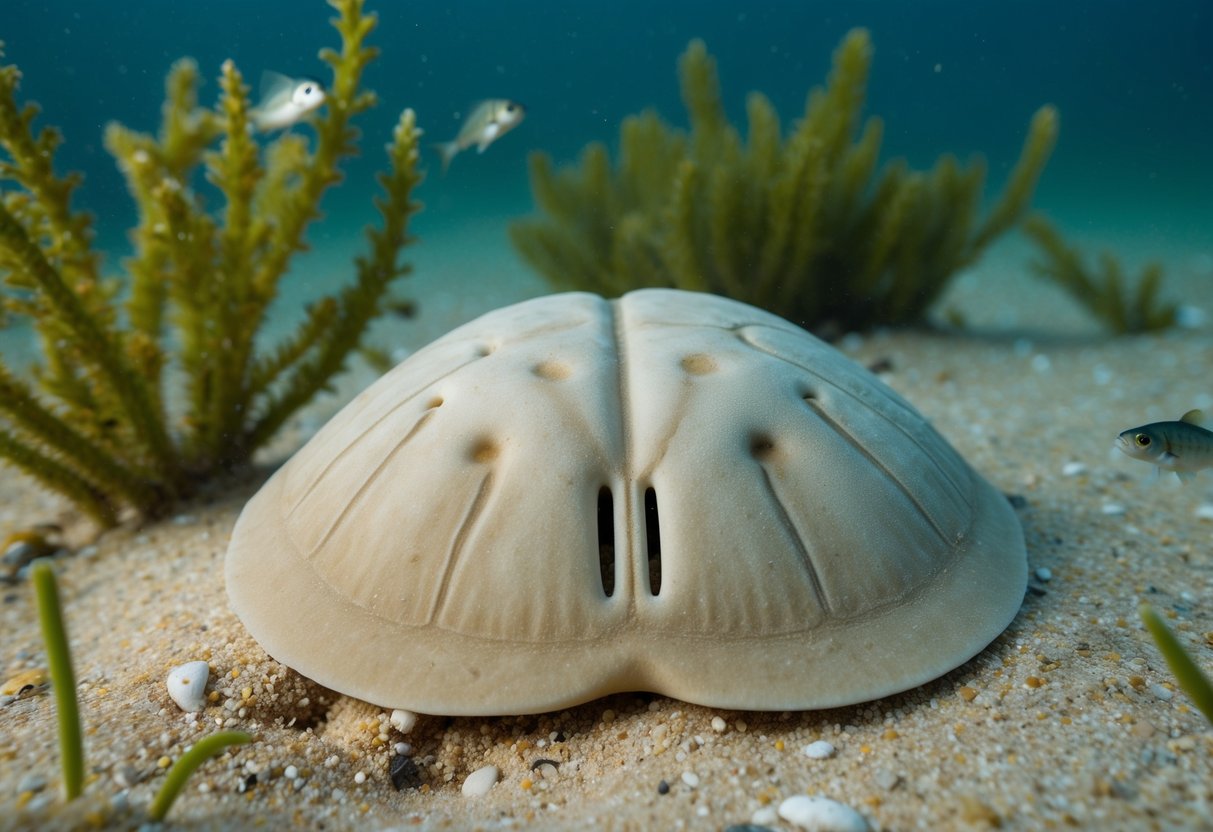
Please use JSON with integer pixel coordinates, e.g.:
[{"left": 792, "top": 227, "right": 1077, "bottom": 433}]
[
  {"left": 166, "top": 661, "right": 209, "bottom": 712},
  {"left": 803, "top": 740, "right": 836, "bottom": 759},
  {"left": 778, "top": 795, "right": 870, "bottom": 831},
  {"left": 389, "top": 708, "right": 418, "bottom": 733},
  {"left": 461, "top": 764, "right": 499, "bottom": 797},
  {"left": 225, "top": 289, "right": 1026, "bottom": 715}
]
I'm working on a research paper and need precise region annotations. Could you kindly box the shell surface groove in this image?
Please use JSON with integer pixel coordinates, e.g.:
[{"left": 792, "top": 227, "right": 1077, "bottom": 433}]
[{"left": 226, "top": 289, "right": 1026, "bottom": 714}]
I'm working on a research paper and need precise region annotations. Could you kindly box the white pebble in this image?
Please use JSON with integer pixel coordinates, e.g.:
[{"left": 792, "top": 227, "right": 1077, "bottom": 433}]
[
  {"left": 681, "top": 771, "right": 700, "bottom": 789},
  {"left": 354, "top": 771, "right": 366, "bottom": 784},
  {"left": 390, "top": 709, "right": 418, "bottom": 734},
  {"left": 1034, "top": 567, "right": 1052, "bottom": 582},
  {"left": 1031, "top": 354, "right": 1051, "bottom": 373},
  {"left": 1061, "top": 461, "right": 1086, "bottom": 477},
  {"left": 1101, "top": 502, "right": 1126, "bottom": 516},
  {"left": 165, "top": 661, "right": 209, "bottom": 713},
  {"left": 751, "top": 806, "right": 780, "bottom": 825},
  {"left": 1176, "top": 303, "right": 1207, "bottom": 329},
  {"left": 17, "top": 773, "right": 47, "bottom": 793},
  {"left": 1194, "top": 503, "right": 1213, "bottom": 521},
  {"left": 710, "top": 716, "right": 727, "bottom": 733},
  {"left": 1149, "top": 683, "right": 1174, "bottom": 702},
  {"left": 803, "top": 740, "right": 836, "bottom": 759},
  {"left": 778, "top": 795, "right": 870, "bottom": 831},
  {"left": 284, "top": 765, "right": 298, "bottom": 780},
  {"left": 394, "top": 742, "right": 412, "bottom": 755},
  {"left": 461, "top": 764, "right": 499, "bottom": 797}
]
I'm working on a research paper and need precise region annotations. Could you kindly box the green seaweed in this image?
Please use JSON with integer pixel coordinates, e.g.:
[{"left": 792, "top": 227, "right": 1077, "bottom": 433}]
[
  {"left": 1023, "top": 214, "right": 1177, "bottom": 333},
  {"left": 148, "top": 731, "right": 253, "bottom": 821},
  {"left": 27, "top": 559, "right": 254, "bottom": 819},
  {"left": 30, "top": 559, "right": 83, "bottom": 801},
  {"left": 0, "top": 0, "right": 423, "bottom": 527},
  {"left": 1140, "top": 603, "right": 1213, "bottom": 725},
  {"left": 509, "top": 31, "right": 1058, "bottom": 331}
]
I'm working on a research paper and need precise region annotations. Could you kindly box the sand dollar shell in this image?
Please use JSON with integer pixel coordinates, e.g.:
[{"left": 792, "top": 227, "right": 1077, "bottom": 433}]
[{"left": 225, "top": 289, "right": 1026, "bottom": 714}]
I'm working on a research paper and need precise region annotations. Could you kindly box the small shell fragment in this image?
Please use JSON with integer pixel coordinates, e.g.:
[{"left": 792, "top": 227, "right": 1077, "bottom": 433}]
[
  {"left": 389, "top": 708, "right": 418, "bottom": 734},
  {"left": 166, "top": 661, "right": 209, "bottom": 712},
  {"left": 802, "top": 740, "right": 836, "bottom": 759},
  {"left": 461, "top": 764, "right": 499, "bottom": 797},
  {"left": 1, "top": 668, "right": 48, "bottom": 698},
  {"left": 778, "top": 795, "right": 870, "bottom": 831}
]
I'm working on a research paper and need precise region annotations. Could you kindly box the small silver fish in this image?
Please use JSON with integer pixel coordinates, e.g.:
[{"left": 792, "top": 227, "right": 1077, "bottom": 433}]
[
  {"left": 251, "top": 71, "right": 326, "bottom": 132},
  {"left": 435, "top": 99, "right": 525, "bottom": 172},
  {"left": 1116, "top": 409, "right": 1213, "bottom": 482}
]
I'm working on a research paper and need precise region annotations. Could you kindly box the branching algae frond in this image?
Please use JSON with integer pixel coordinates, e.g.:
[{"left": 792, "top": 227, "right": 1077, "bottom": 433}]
[
  {"left": 509, "top": 30, "right": 1058, "bottom": 331},
  {"left": 1023, "top": 214, "right": 1176, "bottom": 333},
  {"left": 0, "top": 0, "right": 423, "bottom": 527}
]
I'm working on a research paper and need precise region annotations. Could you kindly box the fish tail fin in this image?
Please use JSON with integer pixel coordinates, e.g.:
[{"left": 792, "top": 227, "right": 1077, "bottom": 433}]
[{"left": 433, "top": 141, "right": 459, "bottom": 174}]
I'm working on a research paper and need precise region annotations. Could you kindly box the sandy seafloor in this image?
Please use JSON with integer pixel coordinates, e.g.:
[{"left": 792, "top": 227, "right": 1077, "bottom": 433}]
[{"left": 2, "top": 213, "right": 1212, "bottom": 831}]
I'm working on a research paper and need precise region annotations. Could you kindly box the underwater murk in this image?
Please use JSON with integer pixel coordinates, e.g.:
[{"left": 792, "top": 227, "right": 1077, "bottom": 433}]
[{"left": 0, "top": 1, "right": 1211, "bottom": 830}]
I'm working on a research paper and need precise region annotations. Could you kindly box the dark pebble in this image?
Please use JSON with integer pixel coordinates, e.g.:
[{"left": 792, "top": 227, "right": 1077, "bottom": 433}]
[
  {"left": 1027, "top": 584, "right": 1048, "bottom": 597},
  {"left": 866, "top": 356, "right": 895, "bottom": 374},
  {"left": 389, "top": 754, "right": 422, "bottom": 791},
  {"left": 657, "top": 779, "right": 670, "bottom": 795},
  {"left": 237, "top": 773, "right": 257, "bottom": 793},
  {"left": 1005, "top": 493, "right": 1028, "bottom": 509}
]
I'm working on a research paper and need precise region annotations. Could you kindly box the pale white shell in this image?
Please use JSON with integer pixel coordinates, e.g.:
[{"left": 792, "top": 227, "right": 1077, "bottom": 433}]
[
  {"left": 166, "top": 661, "right": 209, "bottom": 713},
  {"left": 461, "top": 764, "right": 500, "bottom": 797},
  {"left": 225, "top": 290, "right": 1026, "bottom": 715},
  {"left": 779, "top": 795, "right": 870, "bottom": 831}
]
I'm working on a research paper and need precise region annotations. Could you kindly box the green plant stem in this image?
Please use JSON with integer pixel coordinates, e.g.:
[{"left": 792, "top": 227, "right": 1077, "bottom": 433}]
[
  {"left": 1140, "top": 603, "right": 1213, "bottom": 725},
  {"left": 148, "top": 731, "right": 252, "bottom": 822},
  {"left": 30, "top": 560, "right": 83, "bottom": 801}
]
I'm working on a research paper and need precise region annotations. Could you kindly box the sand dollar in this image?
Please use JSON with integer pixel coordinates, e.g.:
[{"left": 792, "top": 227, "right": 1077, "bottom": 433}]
[{"left": 225, "top": 289, "right": 1026, "bottom": 715}]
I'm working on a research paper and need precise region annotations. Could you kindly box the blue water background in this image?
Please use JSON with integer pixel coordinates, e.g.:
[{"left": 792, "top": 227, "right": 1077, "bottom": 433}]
[{"left": 1, "top": 0, "right": 1210, "bottom": 325}]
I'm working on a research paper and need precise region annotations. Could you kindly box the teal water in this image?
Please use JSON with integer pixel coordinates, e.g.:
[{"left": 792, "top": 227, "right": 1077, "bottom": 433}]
[{"left": 1, "top": 0, "right": 1210, "bottom": 343}]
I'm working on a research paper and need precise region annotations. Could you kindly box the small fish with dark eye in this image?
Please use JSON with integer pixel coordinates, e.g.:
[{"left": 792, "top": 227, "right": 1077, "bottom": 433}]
[
  {"left": 434, "top": 99, "right": 526, "bottom": 172},
  {"left": 251, "top": 71, "right": 326, "bottom": 132},
  {"left": 1116, "top": 409, "right": 1213, "bottom": 483}
]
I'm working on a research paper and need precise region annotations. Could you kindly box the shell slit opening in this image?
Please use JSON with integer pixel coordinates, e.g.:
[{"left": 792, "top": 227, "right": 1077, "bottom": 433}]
[
  {"left": 644, "top": 487, "right": 662, "bottom": 596},
  {"left": 597, "top": 486, "right": 615, "bottom": 597}
]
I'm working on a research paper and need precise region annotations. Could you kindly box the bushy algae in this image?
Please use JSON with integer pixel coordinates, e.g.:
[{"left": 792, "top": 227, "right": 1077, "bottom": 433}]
[
  {"left": 510, "top": 31, "right": 1058, "bottom": 332},
  {"left": 0, "top": 0, "right": 423, "bottom": 527}
]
